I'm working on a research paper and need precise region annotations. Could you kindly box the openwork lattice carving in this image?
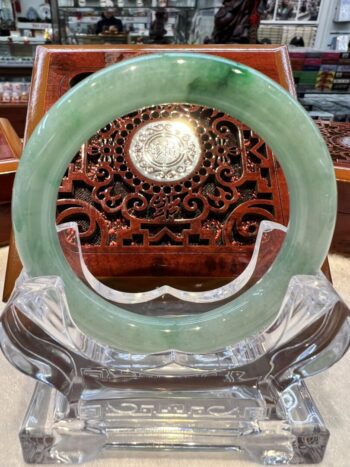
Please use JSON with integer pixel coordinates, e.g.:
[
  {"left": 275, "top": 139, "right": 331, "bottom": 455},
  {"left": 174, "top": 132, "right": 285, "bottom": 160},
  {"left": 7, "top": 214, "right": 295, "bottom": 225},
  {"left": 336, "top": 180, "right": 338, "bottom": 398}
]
[
  {"left": 316, "top": 120, "right": 350, "bottom": 167},
  {"left": 57, "top": 104, "right": 288, "bottom": 277}
]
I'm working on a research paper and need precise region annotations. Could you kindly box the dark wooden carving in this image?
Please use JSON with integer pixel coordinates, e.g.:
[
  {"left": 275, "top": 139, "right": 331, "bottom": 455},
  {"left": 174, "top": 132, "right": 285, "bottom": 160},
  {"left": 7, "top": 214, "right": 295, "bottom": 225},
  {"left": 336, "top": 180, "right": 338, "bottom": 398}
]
[
  {"left": 315, "top": 120, "right": 350, "bottom": 254},
  {"left": 316, "top": 120, "right": 350, "bottom": 168},
  {"left": 58, "top": 103, "right": 288, "bottom": 277}
]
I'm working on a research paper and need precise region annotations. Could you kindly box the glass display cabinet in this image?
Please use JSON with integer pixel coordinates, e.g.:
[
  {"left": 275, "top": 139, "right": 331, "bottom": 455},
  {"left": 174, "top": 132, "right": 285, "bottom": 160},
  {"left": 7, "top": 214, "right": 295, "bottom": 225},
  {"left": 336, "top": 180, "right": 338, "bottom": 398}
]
[
  {"left": 0, "top": 0, "right": 51, "bottom": 134},
  {"left": 51, "top": 0, "right": 197, "bottom": 44},
  {"left": 0, "top": 41, "right": 33, "bottom": 137}
]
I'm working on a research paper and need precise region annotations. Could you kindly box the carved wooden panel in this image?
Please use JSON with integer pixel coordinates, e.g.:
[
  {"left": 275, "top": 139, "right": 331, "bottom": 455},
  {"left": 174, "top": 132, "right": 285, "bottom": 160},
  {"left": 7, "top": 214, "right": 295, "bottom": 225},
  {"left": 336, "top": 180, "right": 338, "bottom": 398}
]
[
  {"left": 314, "top": 120, "right": 350, "bottom": 254},
  {"left": 57, "top": 103, "right": 288, "bottom": 277},
  {"left": 316, "top": 120, "right": 350, "bottom": 168}
]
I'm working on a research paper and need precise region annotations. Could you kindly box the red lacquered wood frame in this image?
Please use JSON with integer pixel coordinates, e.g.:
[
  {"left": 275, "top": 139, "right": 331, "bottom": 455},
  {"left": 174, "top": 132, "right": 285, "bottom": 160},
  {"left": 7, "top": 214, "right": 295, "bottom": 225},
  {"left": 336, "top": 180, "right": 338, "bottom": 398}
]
[{"left": 0, "top": 118, "right": 22, "bottom": 247}]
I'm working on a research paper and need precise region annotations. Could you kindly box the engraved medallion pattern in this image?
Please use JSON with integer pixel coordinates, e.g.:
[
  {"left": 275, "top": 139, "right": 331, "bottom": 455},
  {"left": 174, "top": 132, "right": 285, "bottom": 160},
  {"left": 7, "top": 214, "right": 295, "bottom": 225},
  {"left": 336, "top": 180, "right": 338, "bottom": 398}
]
[{"left": 129, "top": 120, "right": 201, "bottom": 182}]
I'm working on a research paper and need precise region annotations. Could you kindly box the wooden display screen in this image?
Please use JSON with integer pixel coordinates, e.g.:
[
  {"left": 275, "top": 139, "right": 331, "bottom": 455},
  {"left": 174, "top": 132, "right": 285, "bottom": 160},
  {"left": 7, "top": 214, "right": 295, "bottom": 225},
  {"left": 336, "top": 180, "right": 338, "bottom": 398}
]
[{"left": 4, "top": 44, "right": 294, "bottom": 299}]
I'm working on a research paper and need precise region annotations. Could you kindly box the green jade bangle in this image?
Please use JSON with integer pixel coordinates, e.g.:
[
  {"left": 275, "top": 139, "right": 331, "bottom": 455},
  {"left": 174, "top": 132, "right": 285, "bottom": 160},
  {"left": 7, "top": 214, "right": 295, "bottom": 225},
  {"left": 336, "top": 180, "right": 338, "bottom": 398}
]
[{"left": 12, "top": 53, "right": 337, "bottom": 354}]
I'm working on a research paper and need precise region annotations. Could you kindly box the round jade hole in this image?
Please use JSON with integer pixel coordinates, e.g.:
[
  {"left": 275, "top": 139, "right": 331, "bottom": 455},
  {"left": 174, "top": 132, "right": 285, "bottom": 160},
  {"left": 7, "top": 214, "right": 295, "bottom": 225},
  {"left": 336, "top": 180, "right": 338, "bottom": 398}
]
[{"left": 12, "top": 53, "right": 337, "bottom": 354}]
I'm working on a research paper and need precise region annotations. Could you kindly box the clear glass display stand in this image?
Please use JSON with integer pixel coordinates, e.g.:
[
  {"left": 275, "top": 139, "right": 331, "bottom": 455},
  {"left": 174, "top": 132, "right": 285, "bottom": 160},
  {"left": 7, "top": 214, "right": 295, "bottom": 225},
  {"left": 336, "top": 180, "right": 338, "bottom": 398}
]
[{"left": 1, "top": 222, "right": 349, "bottom": 465}]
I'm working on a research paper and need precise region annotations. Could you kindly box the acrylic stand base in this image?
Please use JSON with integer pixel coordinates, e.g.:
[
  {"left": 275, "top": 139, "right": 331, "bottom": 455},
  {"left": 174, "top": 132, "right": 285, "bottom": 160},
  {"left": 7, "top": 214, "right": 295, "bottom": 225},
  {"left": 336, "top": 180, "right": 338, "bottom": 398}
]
[
  {"left": 21, "top": 379, "right": 329, "bottom": 465},
  {"left": 2, "top": 223, "right": 349, "bottom": 465}
]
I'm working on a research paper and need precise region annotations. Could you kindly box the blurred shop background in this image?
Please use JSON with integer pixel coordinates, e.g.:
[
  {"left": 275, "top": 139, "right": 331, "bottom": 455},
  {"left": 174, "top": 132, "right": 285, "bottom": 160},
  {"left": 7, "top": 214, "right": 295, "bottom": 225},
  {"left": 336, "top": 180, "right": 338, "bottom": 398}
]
[{"left": 0, "top": 0, "right": 350, "bottom": 135}]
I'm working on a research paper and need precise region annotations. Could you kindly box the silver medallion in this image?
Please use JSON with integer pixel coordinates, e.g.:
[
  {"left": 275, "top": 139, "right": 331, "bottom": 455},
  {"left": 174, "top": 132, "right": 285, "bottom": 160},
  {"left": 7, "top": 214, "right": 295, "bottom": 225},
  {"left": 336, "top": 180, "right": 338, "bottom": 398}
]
[
  {"left": 337, "top": 136, "right": 350, "bottom": 148},
  {"left": 129, "top": 120, "right": 201, "bottom": 182}
]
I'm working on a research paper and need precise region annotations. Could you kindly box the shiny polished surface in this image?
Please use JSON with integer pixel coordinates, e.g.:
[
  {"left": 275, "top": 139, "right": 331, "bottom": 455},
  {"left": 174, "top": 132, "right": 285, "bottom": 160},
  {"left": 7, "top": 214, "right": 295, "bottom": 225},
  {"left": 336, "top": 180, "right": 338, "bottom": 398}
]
[
  {"left": 12, "top": 53, "right": 337, "bottom": 353},
  {"left": 129, "top": 119, "right": 201, "bottom": 182}
]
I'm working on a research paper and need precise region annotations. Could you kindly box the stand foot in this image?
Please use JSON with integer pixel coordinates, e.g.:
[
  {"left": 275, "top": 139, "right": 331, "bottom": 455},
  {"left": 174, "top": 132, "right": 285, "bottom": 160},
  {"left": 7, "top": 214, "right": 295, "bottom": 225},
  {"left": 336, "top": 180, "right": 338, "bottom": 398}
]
[{"left": 19, "top": 380, "right": 329, "bottom": 464}]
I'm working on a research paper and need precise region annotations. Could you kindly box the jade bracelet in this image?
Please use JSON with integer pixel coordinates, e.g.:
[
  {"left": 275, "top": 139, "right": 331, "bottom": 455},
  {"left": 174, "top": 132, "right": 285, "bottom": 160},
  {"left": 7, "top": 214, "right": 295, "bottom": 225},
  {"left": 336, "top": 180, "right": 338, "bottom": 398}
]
[{"left": 12, "top": 53, "right": 337, "bottom": 353}]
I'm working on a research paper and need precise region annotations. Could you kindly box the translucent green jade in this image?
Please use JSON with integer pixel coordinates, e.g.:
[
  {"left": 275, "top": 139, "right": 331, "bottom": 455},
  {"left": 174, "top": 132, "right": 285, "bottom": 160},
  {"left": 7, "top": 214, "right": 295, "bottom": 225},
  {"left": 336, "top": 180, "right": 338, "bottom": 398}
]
[{"left": 12, "top": 53, "right": 337, "bottom": 354}]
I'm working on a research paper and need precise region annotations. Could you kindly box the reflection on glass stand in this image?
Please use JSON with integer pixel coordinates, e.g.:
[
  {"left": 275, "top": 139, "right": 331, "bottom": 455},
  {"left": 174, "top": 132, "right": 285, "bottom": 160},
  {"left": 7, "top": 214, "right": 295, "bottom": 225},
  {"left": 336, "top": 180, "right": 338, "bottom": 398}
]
[{"left": 1, "top": 221, "right": 349, "bottom": 464}]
